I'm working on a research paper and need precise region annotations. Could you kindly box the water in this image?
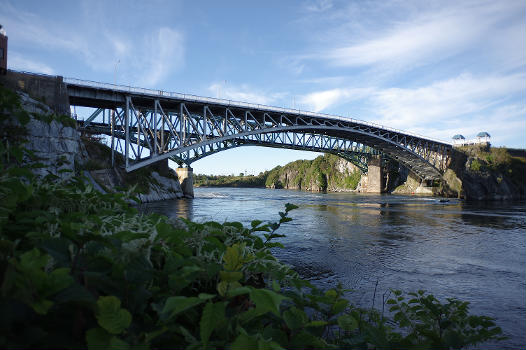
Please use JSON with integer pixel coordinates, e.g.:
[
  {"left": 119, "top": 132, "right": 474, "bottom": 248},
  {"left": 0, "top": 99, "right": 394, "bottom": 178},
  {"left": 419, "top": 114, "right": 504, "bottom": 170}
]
[{"left": 139, "top": 187, "right": 526, "bottom": 349}]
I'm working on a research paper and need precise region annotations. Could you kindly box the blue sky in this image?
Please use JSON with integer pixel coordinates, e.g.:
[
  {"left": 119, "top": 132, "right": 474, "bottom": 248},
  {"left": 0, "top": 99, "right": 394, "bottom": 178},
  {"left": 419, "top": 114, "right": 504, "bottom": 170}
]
[{"left": 2, "top": 0, "right": 525, "bottom": 175}]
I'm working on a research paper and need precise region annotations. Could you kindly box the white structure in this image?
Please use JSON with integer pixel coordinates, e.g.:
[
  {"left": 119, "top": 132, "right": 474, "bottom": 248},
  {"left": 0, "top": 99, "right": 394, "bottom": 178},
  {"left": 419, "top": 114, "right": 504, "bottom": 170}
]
[{"left": 452, "top": 132, "right": 491, "bottom": 147}]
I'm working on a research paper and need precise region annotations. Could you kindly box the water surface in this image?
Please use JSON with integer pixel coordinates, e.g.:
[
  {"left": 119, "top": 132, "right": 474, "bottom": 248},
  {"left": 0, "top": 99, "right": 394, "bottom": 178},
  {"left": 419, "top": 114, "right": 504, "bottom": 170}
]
[{"left": 139, "top": 187, "right": 526, "bottom": 349}]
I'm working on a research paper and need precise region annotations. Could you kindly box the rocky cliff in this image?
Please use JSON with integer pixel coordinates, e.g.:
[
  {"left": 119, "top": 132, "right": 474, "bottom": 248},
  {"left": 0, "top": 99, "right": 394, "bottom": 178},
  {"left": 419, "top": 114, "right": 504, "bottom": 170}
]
[
  {"left": 262, "top": 147, "right": 525, "bottom": 201},
  {"left": 438, "top": 146, "right": 525, "bottom": 201},
  {"left": 1, "top": 87, "right": 184, "bottom": 202},
  {"left": 264, "top": 154, "right": 362, "bottom": 192}
]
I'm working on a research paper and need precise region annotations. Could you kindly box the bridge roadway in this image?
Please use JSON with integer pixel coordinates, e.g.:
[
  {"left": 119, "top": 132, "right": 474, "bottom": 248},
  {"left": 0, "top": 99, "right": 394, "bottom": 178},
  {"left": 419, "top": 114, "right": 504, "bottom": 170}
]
[{"left": 65, "top": 77, "right": 452, "bottom": 180}]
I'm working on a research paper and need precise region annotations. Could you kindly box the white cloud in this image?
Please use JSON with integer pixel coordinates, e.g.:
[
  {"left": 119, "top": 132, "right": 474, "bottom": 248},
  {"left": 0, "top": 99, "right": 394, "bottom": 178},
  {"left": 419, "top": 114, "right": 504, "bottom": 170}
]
[
  {"left": 8, "top": 53, "right": 55, "bottom": 74},
  {"left": 304, "top": 0, "right": 333, "bottom": 13},
  {"left": 372, "top": 73, "right": 525, "bottom": 127},
  {"left": 138, "top": 27, "right": 185, "bottom": 87},
  {"left": 299, "top": 87, "right": 373, "bottom": 112},
  {"left": 0, "top": 4, "right": 184, "bottom": 87},
  {"left": 295, "top": 72, "right": 525, "bottom": 145},
  {"left": 302, "top": 0, "right": 525, "bottom": 72},
  {"left": 207, "top": 83, "right": 285, "bottom": 106}
]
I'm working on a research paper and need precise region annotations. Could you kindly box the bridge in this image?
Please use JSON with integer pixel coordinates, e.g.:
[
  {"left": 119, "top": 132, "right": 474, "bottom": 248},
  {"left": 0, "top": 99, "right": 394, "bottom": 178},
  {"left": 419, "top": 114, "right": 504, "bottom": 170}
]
[
  {"left": 1, "top": 71, "right": 453, "bottom": 194},
  {"left": 64, "top": 77, "right": 451, "bottom": 178}
]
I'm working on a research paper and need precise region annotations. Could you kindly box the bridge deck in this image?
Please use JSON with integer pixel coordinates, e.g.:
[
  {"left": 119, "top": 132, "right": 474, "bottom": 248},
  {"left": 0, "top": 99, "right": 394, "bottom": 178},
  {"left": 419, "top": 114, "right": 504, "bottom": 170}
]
[{"left": 65, "top": 77, "right": 450, "bottom": 147}]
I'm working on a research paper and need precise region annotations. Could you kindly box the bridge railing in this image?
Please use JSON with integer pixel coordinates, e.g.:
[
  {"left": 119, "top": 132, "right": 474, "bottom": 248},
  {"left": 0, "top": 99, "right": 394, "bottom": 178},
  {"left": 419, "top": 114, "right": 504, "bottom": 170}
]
[{"left": 63, "top": 76, "right": 451, "bottom": 146}]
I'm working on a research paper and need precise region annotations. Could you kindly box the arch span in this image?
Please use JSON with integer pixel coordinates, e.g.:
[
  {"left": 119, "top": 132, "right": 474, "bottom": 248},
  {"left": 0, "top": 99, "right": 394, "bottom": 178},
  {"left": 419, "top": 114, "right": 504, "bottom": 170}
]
[{"left": 67, "top": 79, "right": 452, "bottom": 180}]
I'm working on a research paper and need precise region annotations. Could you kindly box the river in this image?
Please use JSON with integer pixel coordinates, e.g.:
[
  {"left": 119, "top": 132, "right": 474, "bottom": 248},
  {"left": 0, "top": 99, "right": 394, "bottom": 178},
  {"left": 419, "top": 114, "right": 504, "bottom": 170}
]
[{"left": 139, "top": 187, "right": 526, "bottom": 349}]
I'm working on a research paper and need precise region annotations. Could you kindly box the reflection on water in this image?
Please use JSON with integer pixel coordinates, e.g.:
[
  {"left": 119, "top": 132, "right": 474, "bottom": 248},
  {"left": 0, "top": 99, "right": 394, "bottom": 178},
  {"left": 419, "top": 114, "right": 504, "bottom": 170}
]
[
  {"left": 139, "top": 196, "right": 194, "bottom": 220},
  {"left": 138, "top": 187, "right": 526, "bottom": 349}
]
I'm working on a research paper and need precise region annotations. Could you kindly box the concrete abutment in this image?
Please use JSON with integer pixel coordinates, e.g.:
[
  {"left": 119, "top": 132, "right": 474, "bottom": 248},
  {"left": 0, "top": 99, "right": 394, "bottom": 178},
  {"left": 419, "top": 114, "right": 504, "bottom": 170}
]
[
  {"left": 364, "top": 157, "right": 384, "bottom": 193},
  {"left": 176, "top": 167, "right": 194, "bottom": 198}
]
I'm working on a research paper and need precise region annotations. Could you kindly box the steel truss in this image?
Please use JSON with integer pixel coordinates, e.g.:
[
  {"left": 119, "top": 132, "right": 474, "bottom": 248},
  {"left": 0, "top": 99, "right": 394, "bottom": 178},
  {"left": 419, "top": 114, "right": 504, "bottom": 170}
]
[{"left": 74, "top": 93, "right": 451, "bottom": 180}]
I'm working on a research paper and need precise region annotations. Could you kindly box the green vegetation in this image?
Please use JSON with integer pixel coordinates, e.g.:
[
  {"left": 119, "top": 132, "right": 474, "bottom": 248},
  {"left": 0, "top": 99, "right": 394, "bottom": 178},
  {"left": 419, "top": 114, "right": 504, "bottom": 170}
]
[
  {"left": 459, "top": 145, "right": 526, "bottom": 188},
  {"left": 0, "top": 87, "right": 506, "bottom": 349},
  {"left": 196, "top": 155, "right": 363, "bottom": 192},
  {"left": 265, "top": 154, "right": 362, "bottom": 191},
  {"left": 195, "top": 173, "right": 267, "bottom": 188}
]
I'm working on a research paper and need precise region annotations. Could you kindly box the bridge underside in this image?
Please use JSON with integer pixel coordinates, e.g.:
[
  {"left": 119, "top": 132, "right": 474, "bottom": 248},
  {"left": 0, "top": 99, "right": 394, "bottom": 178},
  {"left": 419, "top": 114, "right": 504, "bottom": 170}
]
[{"left": 68, "top": 84, "right": 451, "bottom": 180}]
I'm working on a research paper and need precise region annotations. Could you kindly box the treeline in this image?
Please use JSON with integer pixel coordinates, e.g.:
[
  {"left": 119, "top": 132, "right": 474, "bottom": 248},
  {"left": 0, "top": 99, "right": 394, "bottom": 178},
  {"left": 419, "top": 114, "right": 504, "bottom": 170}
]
[{"left": 194, "top": 173, "right": 267, "bottom": 188}]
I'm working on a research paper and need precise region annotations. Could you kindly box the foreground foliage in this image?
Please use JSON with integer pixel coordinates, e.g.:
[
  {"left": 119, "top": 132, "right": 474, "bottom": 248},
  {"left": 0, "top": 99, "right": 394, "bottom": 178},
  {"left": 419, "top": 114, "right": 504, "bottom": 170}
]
[{"left": 0, "top": 87, "right": 505, "bottom": 349}]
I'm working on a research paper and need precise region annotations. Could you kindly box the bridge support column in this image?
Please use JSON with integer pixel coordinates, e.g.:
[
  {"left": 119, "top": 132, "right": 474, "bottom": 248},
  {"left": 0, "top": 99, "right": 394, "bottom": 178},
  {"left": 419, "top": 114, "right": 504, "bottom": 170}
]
[
  {"left": 176, "top": 167, "right": 194, "bottom": 199},
  {"left": 365, "top": 157, "right": 384, "bottom": 193}
]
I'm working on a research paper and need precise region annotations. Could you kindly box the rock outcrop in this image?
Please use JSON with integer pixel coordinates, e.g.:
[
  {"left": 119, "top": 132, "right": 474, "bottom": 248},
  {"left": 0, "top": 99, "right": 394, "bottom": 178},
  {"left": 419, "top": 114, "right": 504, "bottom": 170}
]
[
  {"left": 264, "top": 154, "right": 362, "bottom": 192},
  {"left": 9, "top": 90, "right": 184, "bottom": 202}
]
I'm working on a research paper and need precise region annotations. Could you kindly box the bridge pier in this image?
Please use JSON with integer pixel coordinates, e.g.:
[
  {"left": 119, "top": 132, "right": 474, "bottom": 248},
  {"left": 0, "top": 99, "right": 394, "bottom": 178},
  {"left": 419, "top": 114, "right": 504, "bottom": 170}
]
[
  {"left": 176, "top": 167, "right": 194, "bottom": 198},
  {"left": 365, "top": 157, "right": 384, "bottom": 193}
]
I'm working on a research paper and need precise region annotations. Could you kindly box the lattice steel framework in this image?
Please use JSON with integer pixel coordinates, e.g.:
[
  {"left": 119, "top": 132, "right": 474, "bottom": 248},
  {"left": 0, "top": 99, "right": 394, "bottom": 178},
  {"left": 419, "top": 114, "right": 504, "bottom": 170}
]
[{"left": 67, "top": 79, "right": 452, "bottom": 180}]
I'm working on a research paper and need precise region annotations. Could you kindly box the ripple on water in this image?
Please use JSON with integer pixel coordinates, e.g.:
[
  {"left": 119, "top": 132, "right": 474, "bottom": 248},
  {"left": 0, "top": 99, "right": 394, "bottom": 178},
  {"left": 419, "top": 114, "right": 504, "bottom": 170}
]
[{"left": 139, "top": 188, "right": 526, "bottom": 349}]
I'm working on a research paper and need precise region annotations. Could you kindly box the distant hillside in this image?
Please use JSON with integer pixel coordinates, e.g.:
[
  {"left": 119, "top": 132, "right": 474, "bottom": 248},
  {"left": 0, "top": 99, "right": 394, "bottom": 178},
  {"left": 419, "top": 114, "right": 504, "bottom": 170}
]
[
  {"left": 264, "top": 154, "right": 362, "bottom": 192},
  {"left": 196, "top": 154, "right": 362, "bottom": 192}
]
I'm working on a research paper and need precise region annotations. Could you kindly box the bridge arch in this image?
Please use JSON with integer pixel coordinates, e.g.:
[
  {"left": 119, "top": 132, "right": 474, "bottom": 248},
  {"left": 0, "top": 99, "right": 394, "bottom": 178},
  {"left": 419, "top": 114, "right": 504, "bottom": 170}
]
[{"left": 66, "top": 79, "right": 452, "bottom": 180}]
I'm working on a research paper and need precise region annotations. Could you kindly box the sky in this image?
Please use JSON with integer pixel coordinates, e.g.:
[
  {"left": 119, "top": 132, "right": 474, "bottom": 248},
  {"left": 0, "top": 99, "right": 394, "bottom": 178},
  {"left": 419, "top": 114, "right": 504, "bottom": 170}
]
[{"left": 2, "top": 0, "right": 525, "bottom": 175}]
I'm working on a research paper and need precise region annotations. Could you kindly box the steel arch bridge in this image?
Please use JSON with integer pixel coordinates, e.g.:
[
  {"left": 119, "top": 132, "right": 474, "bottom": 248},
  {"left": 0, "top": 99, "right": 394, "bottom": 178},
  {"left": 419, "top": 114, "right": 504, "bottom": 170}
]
[{"left": 66, "top": 78, "right": 452, "bottom": 180}]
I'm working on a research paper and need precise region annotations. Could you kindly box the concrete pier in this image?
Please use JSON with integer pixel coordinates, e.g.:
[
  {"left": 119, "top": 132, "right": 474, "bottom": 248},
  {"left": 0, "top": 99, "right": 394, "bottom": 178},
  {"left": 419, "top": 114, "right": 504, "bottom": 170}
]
[
  {"left": 176, "top": 167, "right": 194, "bottom": 198},
  {"left": 365, "top": 157, "right": 384, "bottom": 193}
]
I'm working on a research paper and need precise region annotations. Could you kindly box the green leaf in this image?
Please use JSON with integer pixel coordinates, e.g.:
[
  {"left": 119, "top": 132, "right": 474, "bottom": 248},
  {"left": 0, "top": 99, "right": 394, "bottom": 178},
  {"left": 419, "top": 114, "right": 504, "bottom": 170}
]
[
  {"left": 272, "top": 280, "right": 280, "bottom": 292},
  {"left": 32, "top": 299, "right": 53, "bottom": 315},
  {"left": 86, "top": 327, "right": 111, "bottom": 350},
  {"left": 230, "top": 333, "right": 258, "bottom": 350},
  {"left": 200, "top": 302, "right": 226, "bottom": 345},
  {"left": 249, "top": 288, "right": 288, "bottom": 316},
  {"left": 251, "top": 220, "right": 263, "bottom": 228},
  {"left": 306, "top": 320, "right": 328, "bottom": 327},
  {"left": 86, "top": 327, "right": 130, "bottom": 350},
  {"left": 95, "top": 296, "right": 132, "bottom": 334},
  {"left": 285, "top": 203, "right": 299, "bottom": 212},
  {"left": 46, "top": 268, "right": 74, "bottom": 295},
  {"left": 161, "top": 296, "right": 204, "bottom": 320},
  {"left": 283, "top": 307, "right": 307, "bottom": 330},
  {"left": 338, "top": 314, "right": 358, "bottom": 331},
  {"left": 220, "top": 270, "right": 243, "bottom": 283},
  {"left": 223, "top": 243, "right": 245, "bottom": 271},
  {"left": 226, "top": 286, "right": 251, "bottom": 297},
  {"left": 331, "top": 299, "right": 349, "bottom": 314},
  {"left": 198, "top": 293, "right": 216, "bottom": 300}
]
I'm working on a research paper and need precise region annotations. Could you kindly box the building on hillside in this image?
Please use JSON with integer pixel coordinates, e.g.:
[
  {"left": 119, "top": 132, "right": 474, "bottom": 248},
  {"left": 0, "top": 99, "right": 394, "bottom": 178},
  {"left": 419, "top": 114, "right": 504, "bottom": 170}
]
[
  {"left": 476, "top": 132, "right": 491, "bottom": 144},
  {"left": 452, "top": 132, "right": 491, "bottom": 147},
  {"left": 452, "top": 134, "right": 466, "bottom": 146},
  {"left": 0, "top": 24, "right": 7, "bottom": 75}
]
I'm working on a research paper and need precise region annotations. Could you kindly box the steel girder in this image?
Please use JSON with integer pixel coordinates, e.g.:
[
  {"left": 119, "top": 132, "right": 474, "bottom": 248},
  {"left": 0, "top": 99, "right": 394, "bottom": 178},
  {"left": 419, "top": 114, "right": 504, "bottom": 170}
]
[{"left": 75, "top": 94, "right": 451, "bottom": 180}]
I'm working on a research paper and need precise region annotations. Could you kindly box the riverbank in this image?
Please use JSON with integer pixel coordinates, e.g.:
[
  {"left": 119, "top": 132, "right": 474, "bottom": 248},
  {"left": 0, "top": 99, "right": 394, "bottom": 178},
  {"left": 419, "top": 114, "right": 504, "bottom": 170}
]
[
  {"left": 141, "top": 186, "right": 526, "bottom": 349},
  {"left": 196, "top": 148, "right": 526, "bottom": 201}
]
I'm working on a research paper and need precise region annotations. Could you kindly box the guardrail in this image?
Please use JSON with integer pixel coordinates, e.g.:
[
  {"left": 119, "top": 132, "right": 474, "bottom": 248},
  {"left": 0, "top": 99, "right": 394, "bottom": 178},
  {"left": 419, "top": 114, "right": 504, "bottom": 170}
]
[{"left": 60, "top": 74, "right": 451, "bottom": 145}]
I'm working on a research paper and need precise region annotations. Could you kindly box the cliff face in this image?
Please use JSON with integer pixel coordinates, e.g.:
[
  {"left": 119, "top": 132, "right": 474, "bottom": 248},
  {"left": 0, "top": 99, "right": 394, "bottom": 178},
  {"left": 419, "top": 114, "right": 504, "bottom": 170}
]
[
  {"left": 262, "top": 147, "right": 525, "bottom": 201},
  {"left": 439, "top": 147, "right": 526, "bottom": 200},
  {"left": 265, "top": 154, "right": 362, "bottom": 192},
  {"left": 3, "top": 88, "right": 183, "bottom": 202}
]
